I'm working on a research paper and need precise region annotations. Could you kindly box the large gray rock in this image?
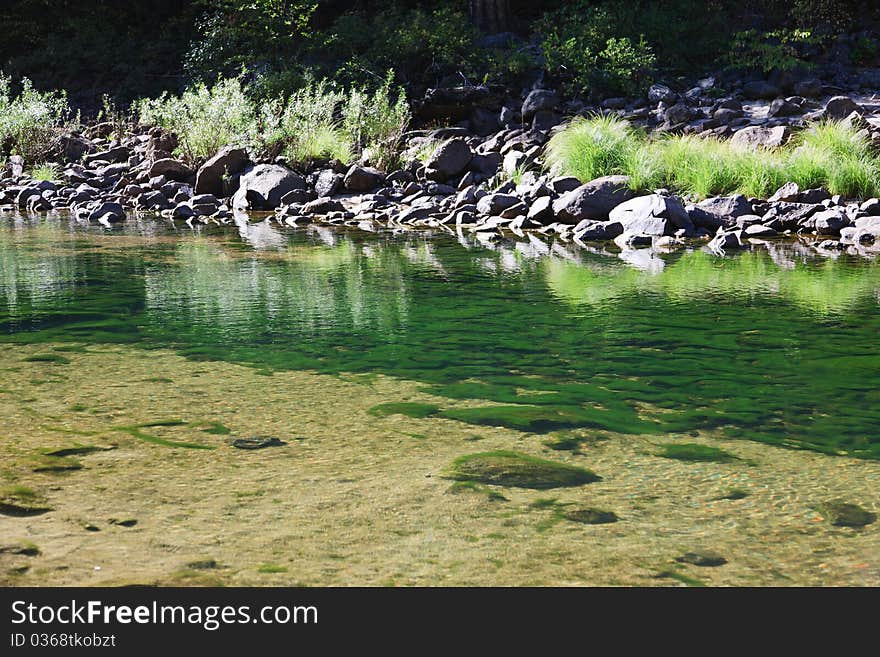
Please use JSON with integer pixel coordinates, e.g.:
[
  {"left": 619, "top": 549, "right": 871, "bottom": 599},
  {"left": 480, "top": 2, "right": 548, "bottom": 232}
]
[
  {"left": 648, "top": 84, "right": 677, "bottom": 104},
  {"left": 343, "top": 165, "right": 384, "bottom": 192},
  {"left": 424, "top": 138, "right": 473, "bottom": 180},
  {"left": 476, "top": 193, "right": 519, "bottom": 216},
  {"left": 314, "top": 169, "right": 343, "bottom": 197},
  {"left": 195, "top": 145, "right": 250, "bottom": 196},
  {"left": 730, "top": 125, "right": 790, "bottom": 150},
  {"left": 609, "top": 194, "right": 694, "bottom": 236},
  {"left": 823, "top": 96, "right": 863, "bottom": 121},
  {"left": 232, "top": 164, "right": 306, "bottom": 211},
  {"left": 86, "top": 201, "right": 125, "bottom": 223},
  {"left": 83, "top": 146, "right": 130, "bottom": 165},
  {"left": 521, "top": 90, "right": 559, "bottom": 121},
  {"left": 805, "top": 208, "right": 850, "bottom": 235},
  {"left": 552, "top": 176, "right": 635, "bottom": 223},
  {"left": 149, "top": 158, "right": 193, "bottom": 182}
]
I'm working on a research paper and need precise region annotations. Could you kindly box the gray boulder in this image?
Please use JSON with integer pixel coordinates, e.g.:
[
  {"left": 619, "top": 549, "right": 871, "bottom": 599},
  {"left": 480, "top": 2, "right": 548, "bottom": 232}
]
[
  {"left": 424, "top": 138, "right": 473, "bottom": 180},
  {"left": 552, "top": 175, "right": 635, "bottom": 223},
  {"left": 648, "top": 84, "right": 677, "bottom": 104},
  {"left": 343, "top": 165, "right": 384, "bottom": 192},
  {"left": 521, "top": 90, "right": 559, "bottom": 121},
  {"left": 87, "top": 201, "right": 125, "bottom": 223},
  {"left": 767, "top": 98, "right": 801, "bottom": 118},
  {"left": 314, "top": 170, "right": 343, "bottom": 197},
  {"left": 83, "top": 146, "right": 130, "bottom": 165},
  {"left": 823, "top": 96, "right": 863, "bottom": 121},
  {"left": 232, "top": 164, "right": 306, "bottom": 211},
  {"left": 476, "top": 193, "right": 519, "bottom": 216},
  {"left": 149, "top": 158, "right": 193, "bottom": 182},
  {"left": 195, "top": 145, "right": 250, "bottom": 196},
  {"left": 730, "top": 125, "right": 790, "bottom": 149},
  {"left": 609, "top": 194, "right": 694, "bottom": 236}
]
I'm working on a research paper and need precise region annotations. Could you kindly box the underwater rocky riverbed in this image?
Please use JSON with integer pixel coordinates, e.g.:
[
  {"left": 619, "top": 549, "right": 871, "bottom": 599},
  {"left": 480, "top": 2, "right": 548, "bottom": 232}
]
[{"left": 0, "top": 215, "right": 878, "bottom": 586}]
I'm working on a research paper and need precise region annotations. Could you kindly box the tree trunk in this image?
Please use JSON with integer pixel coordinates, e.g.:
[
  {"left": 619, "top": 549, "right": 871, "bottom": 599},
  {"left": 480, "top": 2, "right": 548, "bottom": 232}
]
[{"left": 470, "top": 0, "right": 511, "bottom": 34}]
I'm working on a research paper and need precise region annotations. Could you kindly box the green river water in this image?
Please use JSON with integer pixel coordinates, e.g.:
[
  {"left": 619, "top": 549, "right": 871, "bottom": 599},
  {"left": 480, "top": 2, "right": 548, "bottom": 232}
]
[{"left": 1, "top": 215, "right": 878, "bottom": 586}]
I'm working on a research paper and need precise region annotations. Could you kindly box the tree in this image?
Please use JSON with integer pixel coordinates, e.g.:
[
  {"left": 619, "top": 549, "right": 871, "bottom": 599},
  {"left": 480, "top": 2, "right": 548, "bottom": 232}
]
[{"left": 470, "top": 0, "right": 511, "bottom": 33}]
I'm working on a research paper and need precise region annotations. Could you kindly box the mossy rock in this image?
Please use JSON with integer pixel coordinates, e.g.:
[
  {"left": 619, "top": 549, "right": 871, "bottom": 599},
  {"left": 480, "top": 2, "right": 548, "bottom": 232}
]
[
  {"left": 439, "top": 405, "right": 593, "bottom": 432},
  {"left": 563, "top": 507, "right": 619, "bottom": 525},
  {"left": 0, "top": 487, "right": 52, "bottom": 517},
  {"left": 658, "top": 443, "right": 736, "bottom": 463},
  {"left": 675, "top": 550, "right": 727, "bottom": 567},
  {"left": 817, "top": 501, "right": 876, "bottom": 528},
  {"left": 368, "top": 402, "right": 440, "bottom": 419},
  {"left": 444, "top": 451, "right": 600, "bottom": 489},
  {"left": 23, "top": 354, "right": 70, "bottom": 365},
  {"left": 0, "top": 541, "right": 40, "bottom": 556}
]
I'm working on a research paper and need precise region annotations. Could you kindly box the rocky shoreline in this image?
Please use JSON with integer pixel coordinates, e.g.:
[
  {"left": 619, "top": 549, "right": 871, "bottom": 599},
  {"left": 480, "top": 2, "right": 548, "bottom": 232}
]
[{"left": 3, "top": 83, "right": 880, "bottom": 258}]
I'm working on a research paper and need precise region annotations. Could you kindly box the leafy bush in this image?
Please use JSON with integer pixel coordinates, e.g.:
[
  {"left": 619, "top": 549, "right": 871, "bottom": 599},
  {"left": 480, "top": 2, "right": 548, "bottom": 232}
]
[
  {"left": 547, "top": 115, "right": 880, "bottom": 199},
  {"left": 260, "top": 79, "right": 351, "bottom": 164},
  {"left": 536, "top": 5, "right": 656, "bottom": 96},
  {"left": 136, "top": 77, "right": 257, "bottom": 162},
  {"left": 0, "top": 73, "right": 74, "bottom": 163},
  {"left": 729, "top": 29, "right": 822, "bottom": 73},
  {"left": 342, "top": 73, "right": 410, "bottom": 170}
]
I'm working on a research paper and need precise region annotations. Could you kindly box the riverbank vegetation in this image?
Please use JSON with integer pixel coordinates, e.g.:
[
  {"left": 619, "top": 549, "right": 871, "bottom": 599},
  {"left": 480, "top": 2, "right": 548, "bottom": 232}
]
[
  {"left": 1, "top": 1, "right": 878, "bottom": 105},
  {"left": 546, "top": 115, "right": 880, "bottom": 199}
]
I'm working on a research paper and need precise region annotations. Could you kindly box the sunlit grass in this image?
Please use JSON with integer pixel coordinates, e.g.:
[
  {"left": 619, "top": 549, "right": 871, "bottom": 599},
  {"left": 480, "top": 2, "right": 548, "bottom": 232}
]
[{"left": 546, "top": 115, "right": 880, "bottom": 199}]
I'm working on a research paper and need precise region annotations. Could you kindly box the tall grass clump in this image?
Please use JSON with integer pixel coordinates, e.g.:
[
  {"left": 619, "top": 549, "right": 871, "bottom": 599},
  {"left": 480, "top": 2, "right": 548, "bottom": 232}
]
[
  {"left": 342, "top": 72, "right": 410, "bottom": 170},
  {"left": 547, "top": 115, "right": 880, "bottom": 199},
  {"left": 545, "top": 114, "right": 642, "bottom": 182},
  {"left": 260, "top": 79, "right": 351, "bottom": 164},
  {"left": 0, "top": 73, "right": 74, "bottom": 163},
  {"left": 136, "top": 76, "right": 257, "bottom": 163}
]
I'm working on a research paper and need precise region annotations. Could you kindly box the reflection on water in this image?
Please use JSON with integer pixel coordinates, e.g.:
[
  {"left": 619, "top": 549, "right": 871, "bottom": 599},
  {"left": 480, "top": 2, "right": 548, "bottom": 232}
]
[{"left": 2, "top": 215, "right": 880, "bottom": 458}]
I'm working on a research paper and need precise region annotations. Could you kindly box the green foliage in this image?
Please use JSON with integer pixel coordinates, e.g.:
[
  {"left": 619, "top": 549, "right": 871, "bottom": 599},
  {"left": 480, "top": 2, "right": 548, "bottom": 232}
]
[
  {"left": 259, "top": 78, "right": 351, "bottom": 163},
  {"left": 136, "top": 76, "right": 257, "bottom": 163},
  {"left": 185, "top": 0, "right": 318, "bottom": 83},
  {"left": 342, "top": 72, "right": 411, "bottom": 170},
  {"left": 0, "top": 73, "right": 73, "bottom": 163},
  {"left": 547, "top": 115, "right": 880, "bottom": 199},
  {"left": 30, "top": 163, "right": 59, "bottom": 182},
  {"left": 729, "top": 29, "right": 822, "bottom": 73}
]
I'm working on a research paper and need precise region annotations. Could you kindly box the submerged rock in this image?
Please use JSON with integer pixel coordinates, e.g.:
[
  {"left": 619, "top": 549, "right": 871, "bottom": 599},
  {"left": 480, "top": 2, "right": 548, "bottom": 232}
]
[
  {"left": 563, "top": 507, "right": 619, "bottom": 524},
  {"left": 444, "top": 450, "right": 600, "bottom": 489},
  {"left": 231, "top": 436, "right": 287, "bottom": 450},
  {"left": 817, "top": 501, "right": 876, "bottom": 527},
  {"left": 676, "top": 550, "right": 727, "bottom": 567}
]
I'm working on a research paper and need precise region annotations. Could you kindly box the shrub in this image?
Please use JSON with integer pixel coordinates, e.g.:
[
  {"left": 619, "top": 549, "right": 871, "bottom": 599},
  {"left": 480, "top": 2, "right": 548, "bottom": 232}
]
[
  {"left": 136, "top": 76, "right": 257, "bottom": 163},
  {"left": 0, "top": 73, "right": 74, "bottom": 163},
  {"left": 342, "top": 72, "right": 410, "bottom": 170},
  {"left": 30, "top": 163, "right": 59, "bottom": 182},
  {"left": 260, "top": 79, "right": 351, "bottom": 164},
  {"left": 547, "top": 115, "right": 880, "bottom": 199},
  {"left": 728, "top": 29, "right": 822, "bottom": 73}
]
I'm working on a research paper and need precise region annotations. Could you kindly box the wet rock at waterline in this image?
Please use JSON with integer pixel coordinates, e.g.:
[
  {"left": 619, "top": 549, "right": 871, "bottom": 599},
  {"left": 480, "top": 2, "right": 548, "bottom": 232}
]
[
  {"left": 444, "top": 451, "right": 600, "bottom": 489},
  {"left": 232, "top": 164, "right": 307, "bottom": 211},
  {"left": 552, "top": 175, "right": 635, "bottom": 223}
]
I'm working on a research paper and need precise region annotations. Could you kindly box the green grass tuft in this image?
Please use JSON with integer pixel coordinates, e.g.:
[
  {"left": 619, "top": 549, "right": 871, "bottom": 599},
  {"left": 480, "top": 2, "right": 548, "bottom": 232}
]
[{"left": 546, "top": 115, "right": 880, "bottom": 199}]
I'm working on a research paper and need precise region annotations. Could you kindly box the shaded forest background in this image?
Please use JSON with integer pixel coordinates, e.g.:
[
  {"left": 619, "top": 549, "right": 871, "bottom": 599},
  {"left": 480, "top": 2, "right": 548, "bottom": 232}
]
[{"left": 1, "top": 0, "right": 878, "bottom": 107}]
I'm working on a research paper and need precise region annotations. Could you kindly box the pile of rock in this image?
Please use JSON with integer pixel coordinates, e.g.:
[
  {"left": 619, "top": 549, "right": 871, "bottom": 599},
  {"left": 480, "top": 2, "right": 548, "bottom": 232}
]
[{"left": 2, "top": 83, "right": 880, "bottom": 257}]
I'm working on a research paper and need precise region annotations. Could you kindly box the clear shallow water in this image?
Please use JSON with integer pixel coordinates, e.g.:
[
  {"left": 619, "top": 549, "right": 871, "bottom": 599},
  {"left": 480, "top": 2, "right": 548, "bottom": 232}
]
[{"left": 2, "top": 215, "right": 880, "bottom": 459}]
